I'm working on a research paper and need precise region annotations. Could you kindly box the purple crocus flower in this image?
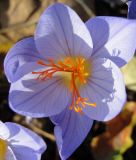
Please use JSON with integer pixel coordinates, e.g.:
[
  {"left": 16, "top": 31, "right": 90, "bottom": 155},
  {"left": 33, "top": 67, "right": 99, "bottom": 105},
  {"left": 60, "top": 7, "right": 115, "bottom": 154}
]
[
  {"left": 4, "top": 3, "right": 136, "bottom": 160},
  {"left": 0, "top": 121, "right": 46, "bottom": 160},
  {"left": 127, "top": 0, "right": 136, "bottom": 18}
]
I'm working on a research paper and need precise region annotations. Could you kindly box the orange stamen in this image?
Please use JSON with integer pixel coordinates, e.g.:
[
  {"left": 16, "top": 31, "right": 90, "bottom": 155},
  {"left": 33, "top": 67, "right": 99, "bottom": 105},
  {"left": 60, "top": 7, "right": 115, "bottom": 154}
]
[
  {"left": 0, "top": 138, "right": 7, "bottom": 160},
  {"left": 32, "top": 57, "right": 96, "bottom": 114}
]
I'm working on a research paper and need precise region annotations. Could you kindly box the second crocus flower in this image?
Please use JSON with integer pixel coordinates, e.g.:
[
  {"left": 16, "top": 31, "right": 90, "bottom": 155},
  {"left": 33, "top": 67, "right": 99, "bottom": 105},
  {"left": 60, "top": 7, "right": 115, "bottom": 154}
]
[{"left": 0, "top": 121, "right": 46, "bottom": 160}]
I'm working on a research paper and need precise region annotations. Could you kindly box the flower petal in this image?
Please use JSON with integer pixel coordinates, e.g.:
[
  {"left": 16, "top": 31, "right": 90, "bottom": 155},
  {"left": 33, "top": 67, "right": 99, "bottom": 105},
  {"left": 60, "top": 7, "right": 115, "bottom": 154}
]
[
  {"left": 10, "top": 146, "right": 41, "bottom": 160},
  {"left": 86, "top": 16, "right": 136, "bottom": 67},
  {"left": 4, "top": 37, "right": 43, "bottom": 83},
  {"left": 50, "top": 105, "right": 93, "bottom": 160},
  {"left": 127, "top": 0, "right": 132, "bottom": 8},
  {"left": 0, "top": 121, "right": 10, "bottom": 140},
  {"left": 5, "top": 122, "right": 46, "bottom": 154},
  {"left": 81, "top": 58, "right": 126, "bottom": 121},
  {"left": 35, "top": 3, "right": 93, "bottom": 59},
  {"left": 9, "top": 73, "right": 71, "bottom": 117},
  {"left": 6, "top": 146, "right": 17, "bottom": 160},
  {"left": 128, "top": 0, "right": 136, "bottom": 19}
]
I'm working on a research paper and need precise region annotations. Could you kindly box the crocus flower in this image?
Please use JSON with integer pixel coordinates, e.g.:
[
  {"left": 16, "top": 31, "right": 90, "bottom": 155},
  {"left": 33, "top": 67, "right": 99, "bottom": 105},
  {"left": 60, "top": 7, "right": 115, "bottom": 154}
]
[
  {"left": 4, "top": 3, "right": 136, "bottom": 160},
  {"left": 0, "top": 121, "right": 46, "bottom": 160},
  {"left": 127, "top": 0, "right": 136, "bottom": 18}
]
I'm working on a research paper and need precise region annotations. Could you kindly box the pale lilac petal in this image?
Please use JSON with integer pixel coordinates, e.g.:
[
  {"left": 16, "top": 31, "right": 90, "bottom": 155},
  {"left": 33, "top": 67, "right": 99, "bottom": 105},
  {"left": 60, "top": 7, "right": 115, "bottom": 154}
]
[
  {"left": 4, "top": 37, "right": 43, "bottom": 83},
  {"left": 128, "top": 0, "right": 136, "bottom": 19},
  {"left": 35, "top": 3, "right": 93, "bottom": 59},
  {"left": 86, "top": 16, "right": 136, "bottom": 67},
  {"left": 127, "top": 1, "right": 132, "bottom": 8},
  {"left": 6, "top": 147, "right": 17, "bottom": 160},
  {"left": 81, "top": 58, "right": 126, "bottom": 121},
  {"left": 7, "top": 61, "right": 44, "bottom": 83},
  {"left": 10, "top": 146, "right": 41, "bottom": 160},
  {"left": 0, "top": 121, "right": 10, "bottom": 140},
  {"left": 5, "top": 122, "right": 46, "bottom": 154},
  {"left": 50, "top": 105, "right": 93, "bottom": 160},
  {"left": 9, "top": 73, "right": 70, "bottom": 117}
]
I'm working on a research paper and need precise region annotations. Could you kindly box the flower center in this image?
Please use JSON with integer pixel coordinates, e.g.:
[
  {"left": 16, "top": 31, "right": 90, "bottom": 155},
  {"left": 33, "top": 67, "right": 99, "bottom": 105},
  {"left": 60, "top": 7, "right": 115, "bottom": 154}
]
[
  {"left": 0, "top": 138, "right": 7, "bottom": 160},
  {"left": 32, "top": 57, "right": 96, "bottom": 114}
]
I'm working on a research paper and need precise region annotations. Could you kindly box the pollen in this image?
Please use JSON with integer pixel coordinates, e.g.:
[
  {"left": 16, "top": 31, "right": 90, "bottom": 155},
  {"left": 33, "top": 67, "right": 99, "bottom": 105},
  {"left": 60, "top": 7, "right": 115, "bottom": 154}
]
[
  {"left": 32, "top": 56, "right": 96, "bottom": 114},
  {"left": 0, "top": 138, "right": 7, "bottom": 160}
]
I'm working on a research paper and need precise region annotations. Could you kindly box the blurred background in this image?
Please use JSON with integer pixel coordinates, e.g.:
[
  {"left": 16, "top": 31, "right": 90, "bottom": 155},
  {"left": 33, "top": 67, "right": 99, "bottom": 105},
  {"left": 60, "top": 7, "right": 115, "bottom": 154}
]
[{"left": 0, "top": 0, "right": 136, "bottom": 160}]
